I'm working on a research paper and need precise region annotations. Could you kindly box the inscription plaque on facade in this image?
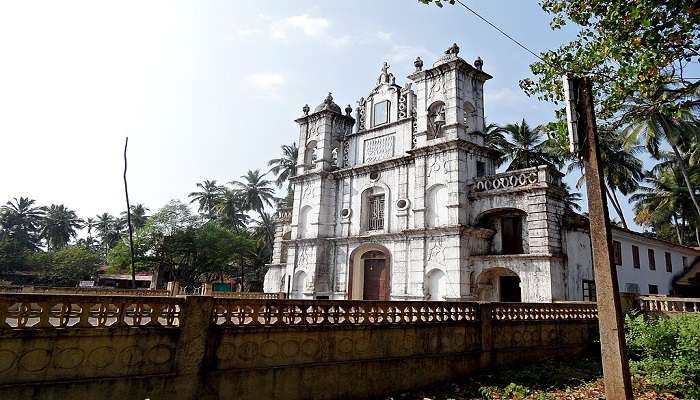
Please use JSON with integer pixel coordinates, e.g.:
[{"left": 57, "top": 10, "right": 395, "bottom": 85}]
[{"left": 363, "top": 134, "right": 395, "bottom": 163}]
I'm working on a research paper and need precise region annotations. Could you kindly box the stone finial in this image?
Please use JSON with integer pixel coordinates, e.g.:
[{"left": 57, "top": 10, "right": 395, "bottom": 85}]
[
  {"left": 446, "top": 43, "right": 460, "bottom": 55},
  {"left": 324, "top": 92, "right": 334, "bottom": 104},
  {"left": 414, "top": 57, "right": 423, "bottom": 71},
  {"left": 302, "top": 104, "right": 310, "bottom": 116},
  {"left": 345, "top": 104, "right": 352, "bottom": 116},
  {"left": 378, "top": 61, "right": 391, "bottom": 84},
  {"left": 474, "top": 57, "right": 483, "bottom": 71}
]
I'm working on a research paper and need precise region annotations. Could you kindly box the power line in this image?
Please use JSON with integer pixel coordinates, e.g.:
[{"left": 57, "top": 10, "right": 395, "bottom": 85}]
[{"left": 453, "top": 0, "right": 561, "bottom": 71}]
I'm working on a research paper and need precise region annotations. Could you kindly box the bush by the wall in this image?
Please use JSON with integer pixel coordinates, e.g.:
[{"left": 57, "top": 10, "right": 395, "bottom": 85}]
[{"left": 625, "top": 312, "right": 700, "bottom": 399}]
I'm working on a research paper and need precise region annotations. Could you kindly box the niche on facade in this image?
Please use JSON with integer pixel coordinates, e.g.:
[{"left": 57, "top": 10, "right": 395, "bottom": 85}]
[
  {"left": 304, "top": 140, "right": 318, "bottom": 169},
  {"left": 476, "top": 267, "right": 521, "bottom": 302},
  {"left": 292, "top": 270, "right": 308, "bottom": 299},
  {"left": 297, "top": 206, "right": 312, "bottom": 239},
  {"left": 462, "top": 100, "right": 476, "bottom": 132},
  {"left": 280, "top": 231, "right": 291, "bottom": 264},
  {"left": 476, "top": 208, "right": 528, "bottom": 255},
  {"left": 361, "top": 186, "right": 388, "bottom": 232},
  {"left": 426, "top": 268, "right": 447, "bottom": 301},
  {"left": 426, "top": 184, "right": 448, "bottom": 228},
  {"left": 427, "top": 101, "right": 446, "bottom": 139}
]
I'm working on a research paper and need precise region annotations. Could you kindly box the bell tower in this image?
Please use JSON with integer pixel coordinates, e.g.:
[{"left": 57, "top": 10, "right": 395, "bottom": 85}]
[
  {"left": 408, "top": 43, "right": 491, "bottom": 148},
  {"left": 286, "top": 94, "right": 354, "bottom": 298}
]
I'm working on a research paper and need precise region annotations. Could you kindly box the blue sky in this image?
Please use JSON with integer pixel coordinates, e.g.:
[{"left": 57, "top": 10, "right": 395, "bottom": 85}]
[{"left": 0, "top": 0, "right": 663, "bottom": 231}]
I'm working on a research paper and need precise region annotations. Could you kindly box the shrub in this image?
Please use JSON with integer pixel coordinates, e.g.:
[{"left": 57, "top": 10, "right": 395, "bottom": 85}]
[{"left": 625, "top": 312, "right": 700, "bottom": 399}]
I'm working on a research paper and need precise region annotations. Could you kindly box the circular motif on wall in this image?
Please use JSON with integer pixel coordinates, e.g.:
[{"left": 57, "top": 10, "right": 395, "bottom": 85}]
[
  {"left": 146, "top": 345, "right": 173, "bottom": 365},
  {"left": 337, "top": 337, "right": 353, "bottom": 354},
  {"left": 261, "top": 340, "right": 279, "bottom": 358},
  {"left": 87, "top": 346, "right": 115, "bottom": 368},
  {"left": 281, "top": 340, "right": 300, "bottom": 357},
  {"left": 216, "top": 343, "right": 236, "bottom": 361},
  {"left": 119, "top": 346, "right": 143, "bottom": 367},
  {"left": 340, "top": 208, "right": 351, "bottom": 218},
  {"left": 369, "top": 171, "right": 380, "bottom": 181},
  {"left": 54, "top": 347, "right": 85, "bottom": 369},
  {"left": 396, "top": 199, "right": 410, "bottom": 210},
  {"left": 301, "top": 339, "right": 320, "bottom": 357},
  {"left": 237, "top": 342, "right": 259, "bottom": 361},
  {"left": 19, "top": 349, "right": 51, "bottom": 372},
  {"left": 0, "top": 350, "right": 17, "bottom": 373}
]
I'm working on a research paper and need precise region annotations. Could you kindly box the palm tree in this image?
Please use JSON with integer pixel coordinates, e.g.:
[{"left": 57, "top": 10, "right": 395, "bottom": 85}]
[
  {"left": 39, "top": 204, "right": 83, "bottom": 250},
  {"left": 268, "top": 143, "right": 299, "bottom": 188},
  {"left": 188, "top": 180, "right": 224, "bottom": 219},
  {"left": 230, "top": 170, "right": 276, "bottom": 215},
  {"left": 252, "top": 211, "right": 275, "bottom": 246},
  {"left": 120, "top": 204, "right": 149, "bottom": 229},
  {"left": 568, "top": 130, "right": 643, "bottom": 228},
  {"left": 625, "top": 87, "right": 700, "bottom": 218},
  {"left": 0, "top": 197, "right": 45, "bottom": 250},
  {"left": 214, "top": 189, "right": 250, "bottom": 231},
  {"left": 500, "top": 119, "right": 562, "bottom": 171},
  {"left": 561, "top": 182, "right": 583, "bottom": 212},
  {"left": 480, "top": 123, "right": 510, "bottom": 165},
  {"left": 632, "top": 166, "right": 698, "bottom": 245},
  {"left": 95, "top": 213, "right": 122, "bottom": 255}
]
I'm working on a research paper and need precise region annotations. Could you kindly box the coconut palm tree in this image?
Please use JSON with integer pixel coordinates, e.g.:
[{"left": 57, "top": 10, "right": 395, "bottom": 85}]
[
  {"left": 500, "top": 119, "right": 562, "bottom": 171},
  {"left": 625, "top": 87, "right": 700, "bottom": 218},
  {"left": 230, "top": 170, "right": 276, "bottom": 215},
  {"left": 568, "top": 130, "right": 643, "bottom": 228},
  {"left": 120, "top": 203, "right": 149, "bottom": 229},
  {"left": 188, "top": 180, "right": 224, "bottom": 219},
  {"left": 0, "top": 197, "right": 44, "bottom": 250},
  {"left": 632, "top": 166, "right": 698, "bottom": 246},
  {"left": 39, "top": 204, "right": 83, "bottom": 250},
  {"left": 95, "top": 213, "right": 123, "bottom": 255},
  {"left": 214, "top": 189, "right": 250, "bottom": 231},
  {"left": 252, "top": 211, "right": 275, "bottom": 246},
  {"left": 268, "top": 143, "right": 299, "bottom": 188}
]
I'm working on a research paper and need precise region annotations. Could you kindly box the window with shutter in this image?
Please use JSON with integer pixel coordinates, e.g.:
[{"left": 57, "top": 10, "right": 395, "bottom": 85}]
[{"left": 368, "top": 194, "right": 385, "bottom": 231}]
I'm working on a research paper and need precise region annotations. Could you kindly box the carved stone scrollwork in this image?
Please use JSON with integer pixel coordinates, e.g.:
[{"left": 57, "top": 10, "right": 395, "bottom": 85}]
[
  {"left": 473, "top": 169, "right": 539, "bottom": 192},
  {"left": 398, "top": 91, "right": 407, "bottom": 120},
  {"left": 342, "top": 141, "right": 349, "bottom": 167},
  {"left": 357, "top": 97, "right": 366, "bottom": 132}
]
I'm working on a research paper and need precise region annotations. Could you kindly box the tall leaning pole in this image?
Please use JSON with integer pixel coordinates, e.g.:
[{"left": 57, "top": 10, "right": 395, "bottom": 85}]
[{"left": 564, "top": 75, "right": 633, "bottom": 400}]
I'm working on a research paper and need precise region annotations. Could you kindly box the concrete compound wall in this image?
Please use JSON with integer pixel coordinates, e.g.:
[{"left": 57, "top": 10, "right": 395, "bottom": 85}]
[{"left": 0, "top": 294, "right": 598, "bottom": 400}]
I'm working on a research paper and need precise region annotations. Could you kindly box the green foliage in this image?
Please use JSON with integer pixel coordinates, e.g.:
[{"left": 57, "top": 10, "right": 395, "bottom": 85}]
[
  {"left": 0, "top": 237, "right": 27, "bottom": 273},
  {"left": 504, "top": 382, "right": 530, "bottom": 399},
  {"left": 34, "top": 247, "right": 102, "bottom": 287},
  {"left": 625, "top": 313, "right": 700, "bottom": 399}
]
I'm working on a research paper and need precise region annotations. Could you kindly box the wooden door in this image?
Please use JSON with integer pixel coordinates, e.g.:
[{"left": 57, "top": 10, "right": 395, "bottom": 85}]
[{"left": 363, "top": 259, "right": 386, "bottom": 300}]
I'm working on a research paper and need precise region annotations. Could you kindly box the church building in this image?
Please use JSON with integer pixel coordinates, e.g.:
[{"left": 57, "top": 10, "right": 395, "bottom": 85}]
[{"left": 263, "top": 44, "right": 700, "bottom": 302}]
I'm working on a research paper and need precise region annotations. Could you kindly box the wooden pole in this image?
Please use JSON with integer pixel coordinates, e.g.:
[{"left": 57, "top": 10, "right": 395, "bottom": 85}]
[
  {"left": 578, "top": 76, "right": 633, "bottom": 399},
  {"left": 123, "top": 137, "right": 137, "bottom": 289}
]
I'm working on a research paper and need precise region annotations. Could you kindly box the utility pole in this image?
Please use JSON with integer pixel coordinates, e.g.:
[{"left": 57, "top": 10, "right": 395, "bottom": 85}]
[
  {"left": 123, "top": 137, "right": 137, "bottom": 289},
  {"left": 564, "top": 75, "right": 633, "bottom": 399}
]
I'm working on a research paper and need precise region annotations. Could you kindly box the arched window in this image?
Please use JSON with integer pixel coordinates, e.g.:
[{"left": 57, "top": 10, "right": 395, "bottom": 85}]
[
  {"left": 304, "top": 140, "right": 317, "bottom": 168},
  {"left": 292, "top": 270, "right": 307, "bottom": 299},
  {"left": 426, "top": 184, "right": 448, "bottom": 228},
  {"left": 463, "top": 101, "right": 476, "bottom": 131},
  {"left": 428, "top": 101, "right": 446, "bottom": 139},
  {"left": 426, "top": 269, "right": 447, "bottom": 301},
  {"left": 361, "top": 187, "right": 388, "bottom": 232},
  {"left": 297, "top": 206, "right": 311, "bottom": 239}
]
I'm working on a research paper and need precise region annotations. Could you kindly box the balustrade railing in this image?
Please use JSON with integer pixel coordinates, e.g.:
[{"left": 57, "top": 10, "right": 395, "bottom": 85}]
[
  {"left": 275, "top": 208, "right": 293, "bottom": 223},
  {"left": 211, "top": 292, "right": 286, "bottom": 299},
  {"left": 638, "top": 295, "right": 700, "bottom": 313},
  {"left": 211, "top": 300, "right": 479, "bottom": 327},
  {"left": 491, "top": 302, "right": 598, "bottom": 321},
  {"left": 472, "top": 165, "right": 562, "bottom": 193},
  {"left": 0, "top": 294, "right": 183, "bottom": 329},
  {"left": 0, "top": 294, "right": 599, "bottom": 330}
]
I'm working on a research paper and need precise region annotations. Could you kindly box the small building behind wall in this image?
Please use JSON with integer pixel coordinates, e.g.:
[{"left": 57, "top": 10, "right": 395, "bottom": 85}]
[{"left": 263, "top": 43, "right": 700, "bottom": 302}]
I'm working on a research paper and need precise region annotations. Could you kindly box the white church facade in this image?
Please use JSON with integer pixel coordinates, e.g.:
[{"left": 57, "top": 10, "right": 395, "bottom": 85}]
[{"left": 263, "top": 44, "right": 700, "bottom": 302}]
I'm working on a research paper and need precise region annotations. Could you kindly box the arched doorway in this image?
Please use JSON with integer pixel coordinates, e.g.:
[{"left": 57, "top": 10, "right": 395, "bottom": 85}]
[
  {"left": 476, "top": 267, "right": 521, "bottom": 302},
  {"left": 348, "top": 245, "right": 391, "bottom": 300},
  {"left": 292, "top": 270, "right": 307, "bottom": 299}
]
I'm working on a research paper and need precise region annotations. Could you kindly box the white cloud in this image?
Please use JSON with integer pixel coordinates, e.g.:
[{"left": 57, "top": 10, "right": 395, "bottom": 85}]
[
  {"left": 246, "top": 73, "right": 285, "bottom": 94},
  {"left": 271, "top": 14, "right": 330, "bottom": 39}
]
